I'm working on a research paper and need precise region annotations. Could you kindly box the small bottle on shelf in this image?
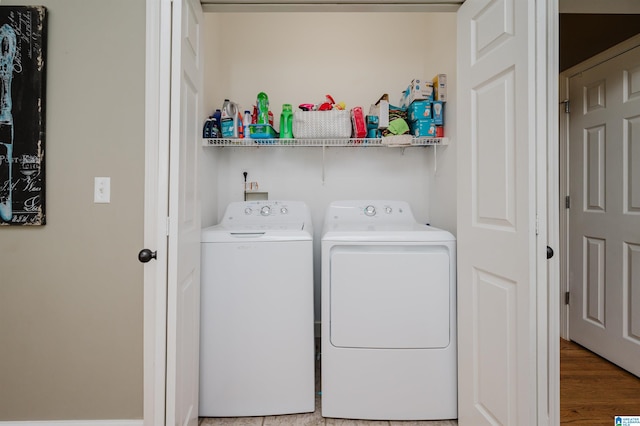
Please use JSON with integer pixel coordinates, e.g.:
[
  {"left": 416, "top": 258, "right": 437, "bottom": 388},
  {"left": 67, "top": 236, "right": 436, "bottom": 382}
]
[{"left": 243, "top": 110, "right": 252, "bottom": 141}]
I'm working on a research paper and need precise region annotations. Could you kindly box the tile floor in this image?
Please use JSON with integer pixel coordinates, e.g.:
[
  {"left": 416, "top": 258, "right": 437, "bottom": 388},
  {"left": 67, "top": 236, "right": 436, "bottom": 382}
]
[
  {"left": 199, "top": 349, "right": 458, "bottom": 426},
  {"left": 199, "top": 402, "right": 457, "bottom": 425},
  {"left": 199, "top": 397, "right": 458, "bottom": 425}
]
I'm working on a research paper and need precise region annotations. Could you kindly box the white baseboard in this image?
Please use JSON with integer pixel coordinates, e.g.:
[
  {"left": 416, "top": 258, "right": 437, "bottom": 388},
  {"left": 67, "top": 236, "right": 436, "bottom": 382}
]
[{"left": 0, "top": 421, "right": 142, "bottom": 426}]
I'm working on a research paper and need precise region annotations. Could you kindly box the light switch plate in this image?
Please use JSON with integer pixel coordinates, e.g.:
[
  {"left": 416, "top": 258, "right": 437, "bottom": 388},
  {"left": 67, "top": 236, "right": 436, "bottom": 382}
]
[{"left": 94, "top": 177, "right": 111, "bottom": 203}]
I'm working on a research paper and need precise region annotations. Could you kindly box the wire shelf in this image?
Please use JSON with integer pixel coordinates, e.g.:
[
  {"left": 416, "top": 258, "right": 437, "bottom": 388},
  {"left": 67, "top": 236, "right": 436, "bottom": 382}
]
[{"left": 202, "top": 137, "right": 449, "bottom": 147}]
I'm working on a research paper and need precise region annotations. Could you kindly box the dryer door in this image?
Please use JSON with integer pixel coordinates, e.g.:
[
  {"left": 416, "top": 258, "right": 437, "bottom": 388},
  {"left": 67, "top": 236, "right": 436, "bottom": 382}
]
[{"left": 329, "top": 244, "right": 451, "bottom": 349}]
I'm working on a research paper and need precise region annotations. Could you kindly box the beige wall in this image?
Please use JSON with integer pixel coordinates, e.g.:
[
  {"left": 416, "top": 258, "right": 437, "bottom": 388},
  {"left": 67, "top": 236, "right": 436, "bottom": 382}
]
[{"left": 0, "top": 0, "right": 145, "bottom": 420}]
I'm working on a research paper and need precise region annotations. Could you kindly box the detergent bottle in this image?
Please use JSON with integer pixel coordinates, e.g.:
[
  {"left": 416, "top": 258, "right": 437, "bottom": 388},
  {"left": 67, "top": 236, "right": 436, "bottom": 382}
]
[
  {"left": 213, "top": 108, "right": 222, "bottom": 134},
  {"left": 279, "top": 104, "right": 293, "bottom": 139},
  {"left": 202, "top": 115, "right": 213, "bottom": 138},
  {"left": 221, "top": 99, "right": 240, "bottom": 138},
  {"left": 256, "top": 92, "right": 270, "bottom": 125},
  {"left": 235, "top": 109, "right": 244, "bottom": 139}
]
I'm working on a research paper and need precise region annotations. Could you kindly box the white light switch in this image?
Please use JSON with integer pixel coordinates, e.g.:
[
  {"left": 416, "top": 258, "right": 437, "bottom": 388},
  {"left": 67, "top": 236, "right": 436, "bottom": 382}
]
[{"left": 94, "top": 177, "right": 111, "bottom": 203}]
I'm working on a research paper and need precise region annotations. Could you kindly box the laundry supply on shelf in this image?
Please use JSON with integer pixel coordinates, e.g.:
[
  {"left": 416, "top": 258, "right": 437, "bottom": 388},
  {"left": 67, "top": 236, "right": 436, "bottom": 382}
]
[
  {"left": 279, "top": 104, "right": 294, "bottom": 139},
  {"left": 350, "top": 106, "right": 366, "bottom": 139},
  {"left": 399, "top": 79, "right": 434, "bottom": 109},
  {"left": 256, "top": 92, "right": 270, "bottom": 125},
  {"left": 369, "top": 94, "right": 389, "bottom": 129},
  {"left": 432, "top": 74, "right": 447, "bottom": 102},
  {"left": 221, "top": 99, "right": 243, "bottom": 138}
]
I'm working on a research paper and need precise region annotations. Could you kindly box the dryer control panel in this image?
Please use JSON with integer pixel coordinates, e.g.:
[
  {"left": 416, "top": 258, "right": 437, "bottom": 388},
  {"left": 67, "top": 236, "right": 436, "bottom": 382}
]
[{"left": 325, "top": 200, "right": 415, "bottom": 224}]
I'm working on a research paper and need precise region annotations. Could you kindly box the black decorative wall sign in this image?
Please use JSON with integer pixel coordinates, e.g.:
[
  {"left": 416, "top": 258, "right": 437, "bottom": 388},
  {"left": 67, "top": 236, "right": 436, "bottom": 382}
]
[{"left": 0, "top": 6, "right": 46, "bottom": 226}]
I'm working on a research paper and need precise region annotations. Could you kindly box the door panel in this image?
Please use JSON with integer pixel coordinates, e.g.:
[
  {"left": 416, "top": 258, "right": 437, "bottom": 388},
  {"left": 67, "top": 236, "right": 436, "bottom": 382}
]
[
  {"left": 627, "top": 243, "right": 640, "bottom": 343},
  {"left": 474, "top": 269, "right": 517, "bottom": 425},
  {"left": 166, "top": 0, "right": 204, "bottom": 425},
  {"left": 584, "top": 236, "right": 605, "bottom": 326},
  {"left": 474, "top": 68, "right": 516, "bottom": 229},
  {"left": 569, "top": 43, "right": 640, "bottom": 377},
  {"left": 457, "top": 0, "right": 540, "bottom": 424},
  {"left": 584, "top": 125, "right": 606, "bottom": 211},
  {"left": 625, "top": 114, "right": 640, "bottom": 213}
]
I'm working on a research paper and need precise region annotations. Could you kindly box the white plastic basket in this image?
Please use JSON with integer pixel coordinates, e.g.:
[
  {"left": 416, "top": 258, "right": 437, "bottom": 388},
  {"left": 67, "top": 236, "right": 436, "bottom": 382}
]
[{"left": 292, "top": 110, "right": 352, "bottom": 139}]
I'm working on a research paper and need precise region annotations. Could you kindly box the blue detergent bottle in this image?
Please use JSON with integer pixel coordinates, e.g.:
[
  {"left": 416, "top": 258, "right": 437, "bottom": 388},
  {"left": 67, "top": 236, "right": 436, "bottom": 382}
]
[
  {"left": 213, "top": 108, "right": 222, "bottom": 134},
  {"left": 202, "top": 115, "right": 213, "bottom": 138}
]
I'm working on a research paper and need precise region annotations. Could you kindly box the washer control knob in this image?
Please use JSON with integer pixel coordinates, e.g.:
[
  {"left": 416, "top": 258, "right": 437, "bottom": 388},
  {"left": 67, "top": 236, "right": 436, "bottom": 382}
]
[
  {"left": 385, "top": 207, "right": 392, "bottom": 214},
  {"left": 260, "top": 205, "right": 271, "bottom": 216},
  {"left": 364, "top": 205, "right": 376, "bottom": 216},
  {"left": 280, "top": 207, "right": 288, "bottom": 215},
  {"left": 244, "top": 208, "right": 252, "bottom": 215}
]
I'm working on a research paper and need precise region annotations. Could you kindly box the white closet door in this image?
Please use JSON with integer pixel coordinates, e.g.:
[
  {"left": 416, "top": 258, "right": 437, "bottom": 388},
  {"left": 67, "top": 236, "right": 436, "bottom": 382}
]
[
  {"left": 457, "top": 0, "right": 544, "bottom": 424},
  {"left": 568, "top": 43, "right": 640, "bottom": 377},
  {"left": 166, "top": 0, "right": 204, "bottom": 424}
]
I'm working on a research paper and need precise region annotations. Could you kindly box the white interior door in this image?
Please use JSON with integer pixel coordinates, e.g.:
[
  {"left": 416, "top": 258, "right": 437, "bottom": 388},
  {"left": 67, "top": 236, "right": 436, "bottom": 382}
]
[
  {"left": 166, "top": 0, "right": 204, "bottom": 424},
  {"left": 457, "top": 0, "right": 545, "bottom": 424},
  {"left": 568, "top": 42, "right": 640, "bottom": 377}
]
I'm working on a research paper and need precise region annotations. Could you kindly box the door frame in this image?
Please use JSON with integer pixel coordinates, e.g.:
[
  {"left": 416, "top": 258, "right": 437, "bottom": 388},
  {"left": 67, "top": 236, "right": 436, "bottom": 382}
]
[
  {"left": 142, "top": 0, "right": 561, "bottom": 424},
  {"left": 544, "top": 2, "right": 560, "bottom": 425},
  {"left": 144, "top": 0, "right": 171, "bottom": 424},
  {"left": 559, "top": 32, "right": 640, "bottom": 340}
]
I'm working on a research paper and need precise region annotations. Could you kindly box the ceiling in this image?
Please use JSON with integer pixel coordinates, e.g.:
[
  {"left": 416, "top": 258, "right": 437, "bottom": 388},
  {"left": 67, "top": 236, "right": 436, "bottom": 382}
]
[{"left": 560, "top": 14, "right": 640, "bottom": 71}]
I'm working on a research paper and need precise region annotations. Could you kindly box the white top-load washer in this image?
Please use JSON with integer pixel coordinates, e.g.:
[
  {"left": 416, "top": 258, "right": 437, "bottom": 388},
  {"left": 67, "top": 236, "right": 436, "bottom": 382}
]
[
  {"left": 321, "top": 200, "right": 457, "bottom": 421},
  {"left": 199, "top": 200, "right": 315, "bottom": 417}
]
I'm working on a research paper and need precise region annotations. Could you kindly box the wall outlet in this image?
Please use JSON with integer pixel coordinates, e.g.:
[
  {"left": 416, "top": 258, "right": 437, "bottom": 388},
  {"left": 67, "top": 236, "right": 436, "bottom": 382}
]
[{"left": 94, "top": 177, "right": 111, "bottom": 203}]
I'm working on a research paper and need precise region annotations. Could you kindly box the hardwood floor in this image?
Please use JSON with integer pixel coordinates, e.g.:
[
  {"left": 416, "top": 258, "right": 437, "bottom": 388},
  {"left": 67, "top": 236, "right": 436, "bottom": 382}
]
[{"left": 561, "top": 338, "right": 640, "bottom": 425}]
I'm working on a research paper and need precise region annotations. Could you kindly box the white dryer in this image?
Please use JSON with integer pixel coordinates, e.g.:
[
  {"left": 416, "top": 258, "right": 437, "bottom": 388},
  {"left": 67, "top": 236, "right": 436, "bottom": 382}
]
[
  {"left": 321, "top": 200, "right": 457, "bottom": 421},
  {"left": 199, "top": 200, "right": 315, "bottom": 417}
]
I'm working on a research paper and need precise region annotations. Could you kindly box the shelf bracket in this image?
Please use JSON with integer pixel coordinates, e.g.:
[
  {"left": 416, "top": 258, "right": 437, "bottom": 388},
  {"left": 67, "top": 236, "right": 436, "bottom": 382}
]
[
  {"left": 322, "top": 143, "right": 326, "bottom": 185},
  {"left": 434, "top": 145, "right": 438, "bottom": 174}
]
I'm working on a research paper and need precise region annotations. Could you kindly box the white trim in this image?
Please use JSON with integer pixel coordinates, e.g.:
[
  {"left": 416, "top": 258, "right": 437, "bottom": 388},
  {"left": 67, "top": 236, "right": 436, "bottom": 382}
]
[
  {"left": 559, "top": 0, "right": 640, "bottom": 14},
  {"left": 558, "top": 74, "right": 570, "bottom": 340},
  {"left": 535, "top": 1, "right": 556, "bottom": 425},
  {"left": 0, "top": 422, "right": 142, "bottom": 426},
  {"left": 202, "top": 3, "right": 460, "bottom": 13},
  {"left": 144, "top": 0, "right": 171, "bottom": 426},
  {"left": 544, "top": 1, "right": 561, "bottom": 425}
]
